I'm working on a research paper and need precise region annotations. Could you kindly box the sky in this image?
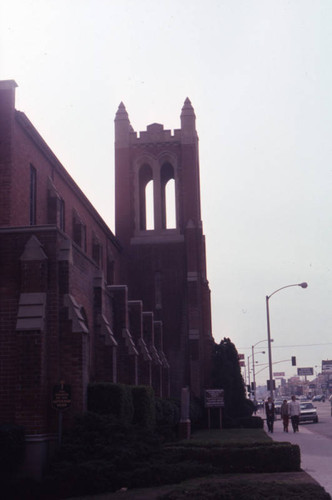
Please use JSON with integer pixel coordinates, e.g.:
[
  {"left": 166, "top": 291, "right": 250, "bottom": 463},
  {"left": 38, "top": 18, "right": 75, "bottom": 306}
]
[{"left": 1, "top": 0, "right": 332, "bottom": 387}]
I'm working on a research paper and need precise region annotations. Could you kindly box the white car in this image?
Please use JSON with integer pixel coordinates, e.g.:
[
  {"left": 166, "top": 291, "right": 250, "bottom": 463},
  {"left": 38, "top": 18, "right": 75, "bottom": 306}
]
[{"left": 299, "top": 402, "right": 318, "bottom": 424}]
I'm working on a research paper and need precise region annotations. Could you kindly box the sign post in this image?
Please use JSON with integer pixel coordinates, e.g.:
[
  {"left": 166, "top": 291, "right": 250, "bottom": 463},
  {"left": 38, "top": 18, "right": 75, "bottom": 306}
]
[
  {"left": 52, "top": 381, "right": 71, "bottom": 445},
  {"left": 204, "top": 389, "right": 224, "bottom": 429}
]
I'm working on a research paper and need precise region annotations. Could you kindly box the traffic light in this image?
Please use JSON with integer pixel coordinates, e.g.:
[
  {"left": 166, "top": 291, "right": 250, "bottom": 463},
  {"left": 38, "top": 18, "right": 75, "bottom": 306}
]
[{"left": 291, "top": 356, "right": 296, "bottom": 366}]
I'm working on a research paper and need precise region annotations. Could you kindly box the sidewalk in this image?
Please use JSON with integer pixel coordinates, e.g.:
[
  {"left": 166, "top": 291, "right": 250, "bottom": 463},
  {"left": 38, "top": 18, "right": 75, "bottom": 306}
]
[{"left": 269, "top": 417, "right": 332, "bottom": 497}]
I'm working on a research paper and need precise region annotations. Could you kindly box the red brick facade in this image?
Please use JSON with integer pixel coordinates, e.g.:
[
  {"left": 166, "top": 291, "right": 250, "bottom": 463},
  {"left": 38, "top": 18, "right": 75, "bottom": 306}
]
[{"left": 0, "top": 80, "right": 213, "bottom": 477}]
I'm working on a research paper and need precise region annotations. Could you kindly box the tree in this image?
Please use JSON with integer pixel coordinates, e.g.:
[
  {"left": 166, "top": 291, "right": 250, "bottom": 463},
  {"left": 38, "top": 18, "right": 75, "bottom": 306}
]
[{"left": 211, "top": 338, "right": 253, "bottom": 420}]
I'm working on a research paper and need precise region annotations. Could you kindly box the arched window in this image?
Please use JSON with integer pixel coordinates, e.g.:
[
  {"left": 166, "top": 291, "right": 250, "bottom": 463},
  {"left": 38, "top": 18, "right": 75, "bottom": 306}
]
[
  {"left": 139, "top": 164, "right": 153, "bottom": 230},
  {"left": 165, "top": 179, "right": 176, "bottom": 228},
  {"left": 161, "top": 163, "right": 176, "bottom": 229},
  {"left": 145, "top": 180, "right": 154, "bottom": 230}
]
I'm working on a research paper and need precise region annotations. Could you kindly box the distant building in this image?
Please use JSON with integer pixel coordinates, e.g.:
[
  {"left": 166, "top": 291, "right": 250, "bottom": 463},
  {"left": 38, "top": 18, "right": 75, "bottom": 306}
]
[{"left": 0, "top": 80, "right": 213, "bottom": 477}]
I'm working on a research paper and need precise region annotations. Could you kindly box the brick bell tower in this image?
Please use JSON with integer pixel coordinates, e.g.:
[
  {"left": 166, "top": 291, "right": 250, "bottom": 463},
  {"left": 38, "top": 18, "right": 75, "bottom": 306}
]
[{"left": 114, "top": 99, "right": 213, "bottom": 398}]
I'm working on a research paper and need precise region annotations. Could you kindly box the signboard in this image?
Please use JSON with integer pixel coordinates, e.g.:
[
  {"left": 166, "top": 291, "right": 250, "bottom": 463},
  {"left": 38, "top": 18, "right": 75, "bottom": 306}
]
[
  {"left": 239, "top": 360, "right": 245, "bottom": 367},
  {"left": 205, "top": 389, "right": 224, "bottom": 408},
  {"left": 297, "top": 367, "right": 313, "bottom": 376},
  {"left": 273, "top": 372, "right": 285, "bottom": 377},
  {"left": 238, "top": 354, "right": 245, "bottom": 360},
  {"left": 322, "top": 360, "right": 332, "bottom": 372},
  {"left": 52, "top": 382, "right": 71, "bottom": 411}
]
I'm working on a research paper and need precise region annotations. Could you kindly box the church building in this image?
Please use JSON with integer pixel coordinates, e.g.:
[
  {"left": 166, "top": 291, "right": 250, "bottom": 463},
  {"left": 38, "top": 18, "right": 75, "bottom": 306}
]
[{"left": 0, "top": 80, "right": 213, "bottom": 477}]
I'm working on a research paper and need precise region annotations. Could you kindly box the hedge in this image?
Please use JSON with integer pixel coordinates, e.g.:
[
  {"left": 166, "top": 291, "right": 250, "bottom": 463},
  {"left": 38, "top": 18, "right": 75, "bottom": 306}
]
[
  {"left": 0, "top": 423, "right": 25, "bottom": 480},
  {"left": 87, "top": 383, "right": 134, "bottom": 425}
]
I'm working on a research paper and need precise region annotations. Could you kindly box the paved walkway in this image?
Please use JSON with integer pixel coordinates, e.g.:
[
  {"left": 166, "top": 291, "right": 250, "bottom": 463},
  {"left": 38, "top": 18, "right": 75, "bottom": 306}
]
[{"left": 269, "top": 417, "right": 332, "bottom": 497}]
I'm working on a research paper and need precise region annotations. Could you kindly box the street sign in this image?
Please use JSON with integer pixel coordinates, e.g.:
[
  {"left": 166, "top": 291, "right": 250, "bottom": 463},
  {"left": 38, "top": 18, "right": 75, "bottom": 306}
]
[
  {"left": 322, "top": 360, "right": 332, "bottom": 372},
  {"left": 238, "top": 354, "right": 245, "bottom": 360},
  {"left": 273, "top": 372, "right": 285, "bottom": 377},
  {"left": 297, "top": 367, "right": 313, "bottom": 376},
  {"left": 205, "top": 389, "right": 224, "bottom": 408},
  {"left": 52, "top": 382, "right": 71, "bottom": 411}
]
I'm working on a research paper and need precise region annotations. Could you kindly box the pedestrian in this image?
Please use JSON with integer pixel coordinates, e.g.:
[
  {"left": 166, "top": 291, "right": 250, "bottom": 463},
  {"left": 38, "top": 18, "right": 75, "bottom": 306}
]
[
  {"left": 265, "top": 396, "right": 275, "bottom": 433},
  {"left": 289, "top": 395, "right": 300, "bottom": 432},
  {"left": 280, "top": 399, "right": 289, "bottom": 432}
]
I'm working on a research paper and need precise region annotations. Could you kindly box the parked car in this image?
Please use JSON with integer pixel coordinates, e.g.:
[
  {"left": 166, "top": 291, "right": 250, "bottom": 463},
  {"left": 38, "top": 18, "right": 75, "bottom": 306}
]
[
  {"left": 312, "top": 394, "right": 325, "bottom": 402},
  {"left": 299, "top": 402, "right": 318, "bottom": 423}
]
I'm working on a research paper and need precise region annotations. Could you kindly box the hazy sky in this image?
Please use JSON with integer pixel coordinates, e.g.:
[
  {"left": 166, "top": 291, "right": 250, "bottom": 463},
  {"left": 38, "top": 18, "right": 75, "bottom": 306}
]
[{"left": 2, "top": 0, "right": 332, "bottom": 386}]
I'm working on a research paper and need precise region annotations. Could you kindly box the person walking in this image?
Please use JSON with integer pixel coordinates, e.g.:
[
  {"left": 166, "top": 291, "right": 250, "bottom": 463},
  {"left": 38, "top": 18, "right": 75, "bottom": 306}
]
[
  {"left": 280, "top": 399, "right": 289, "bottom": 432},
  {"left": 265, "top": 397, "right": 275, "bottom": 433},
  {"left": 289, "top": 395, "right": 300, "bottom": 432}
]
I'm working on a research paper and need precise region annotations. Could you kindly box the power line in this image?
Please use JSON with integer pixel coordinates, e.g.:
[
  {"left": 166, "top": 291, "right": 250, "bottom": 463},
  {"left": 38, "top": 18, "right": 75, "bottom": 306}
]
[{"left": 239, "top": 342, "right": 332, "bottom": 350}]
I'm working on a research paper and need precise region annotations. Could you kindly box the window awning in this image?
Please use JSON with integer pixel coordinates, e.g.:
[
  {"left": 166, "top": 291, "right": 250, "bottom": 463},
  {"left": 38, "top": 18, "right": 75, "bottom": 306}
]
[
  {"left": 101, "top": 314, "right": 118, "bottom": 347},
  {"left": 138, "top": 338, "right": 152, "bottom": 362},
  {"left": 16, "top": 293, "right": 46, "bottom": 331},
  {"left": 64, "top": 294, "right": 89, "bottom": 333},
  {"left": 122, "top": 329, "right": 139, "bottom": 355}
]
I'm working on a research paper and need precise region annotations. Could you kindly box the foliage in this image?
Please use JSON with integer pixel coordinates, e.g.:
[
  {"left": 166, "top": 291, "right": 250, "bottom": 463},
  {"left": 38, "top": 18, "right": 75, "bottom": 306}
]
[
  {"left": 43, "top": 409, "right": 301, "bottom": 498},
  {"left": 155, "top": 398, "right": 180, "bottom": 440},
  {"left": 211, "top": 337, "right": 252, "bottom": 422},
  {"left": 160, "top": 441, "right": 301, "bottom": 473},
  {"left": 87, "top": 383, "right": 134, "bottom": 425},
  {"left": 132, "top": 385, "right": 156, "bottom": 430},
  {"left": 160, "top": 480, "right": 331, "bottom": 499},
  {"left": 0, "top": 423, "right": 25, "bottom": 481}
]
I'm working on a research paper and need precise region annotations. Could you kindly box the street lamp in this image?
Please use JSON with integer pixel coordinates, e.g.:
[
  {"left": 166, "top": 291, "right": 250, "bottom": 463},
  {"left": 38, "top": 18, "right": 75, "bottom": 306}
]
[
  {"left": 266, "top": 282, "right": 308, "bottom": 399},
  {"left": 251, "top": 339, "right": 273, "bottom": 399},
  {"left": 247, "top": 350, "right": 265, "bottom": 399},
  {"left": 252, "top": 350, "right": 265, "bottom": 401}
]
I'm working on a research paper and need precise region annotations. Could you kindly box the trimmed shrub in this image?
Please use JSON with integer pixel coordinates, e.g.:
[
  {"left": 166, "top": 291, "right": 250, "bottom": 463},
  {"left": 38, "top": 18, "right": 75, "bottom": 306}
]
[
  {"left": 160, "top": 480, "right": 331, "bottom": 499},
  {"left": 131, "top": 385, "right": 155, "bottom": 430},
  {"left": 189, "top": 397, "right": 205, "bottom": 430},
  {"left": 237, "top": 415, "right": 264, "bottom": 428},
  {"left": 0, "top": 423, "right": 25, "bottom": 480},
  {"left": 87, "top": 383, "right": 134, "bottom": 425},
  {"left": 162, "top": 441, "right": 300, "bottom": 473},
  {"left": 155, "top": 398, "right": 180, "bottom": 440}
]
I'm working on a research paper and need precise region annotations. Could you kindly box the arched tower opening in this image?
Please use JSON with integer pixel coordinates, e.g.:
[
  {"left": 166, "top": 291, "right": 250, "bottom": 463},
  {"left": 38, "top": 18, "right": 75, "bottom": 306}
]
[
  {"left": 160, "top": 162, "right": 176, "bottom": 229},
  {"left": 139, "top": 164, "right": 153, "bottom": 230}
]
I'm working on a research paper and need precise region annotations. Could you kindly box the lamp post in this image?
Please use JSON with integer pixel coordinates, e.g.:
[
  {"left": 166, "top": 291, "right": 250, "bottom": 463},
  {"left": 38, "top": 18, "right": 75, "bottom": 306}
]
[
  {"left": 247, "top": 350, "right": 265, "bottom": 399},
  {"left": 266, "top": 282, "right": 308, "bottom": 399},
  {"left": 252, "top": 348, "right": 265, "bottom": 401},
  {"left": 251, "top": 339, "right": 272, "bottom": 400}
]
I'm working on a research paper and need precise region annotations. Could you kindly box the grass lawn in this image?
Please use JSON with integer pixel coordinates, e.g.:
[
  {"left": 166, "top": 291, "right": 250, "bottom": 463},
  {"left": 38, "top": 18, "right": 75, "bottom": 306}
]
[{"left": 189, "top": 427, "right": 272, "bottom": 445}]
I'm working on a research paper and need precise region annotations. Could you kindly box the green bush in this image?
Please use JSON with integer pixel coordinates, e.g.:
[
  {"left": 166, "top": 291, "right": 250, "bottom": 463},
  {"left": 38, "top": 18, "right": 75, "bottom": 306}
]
[
  {"left": 160, "top": 480, "right": 331, "bottom": 499},
  {"left": 237, "top": 416, "right": 264, "bottom": 428},
  {"left": 155, "top": 398, "right": 180, "bottom": 440},
  {"left": 0, "top": 423, "right": 25, "bottom": 480},
  {"left": 189, "top": 397, "right": 205, "bottom": 430},
  {"left": 131, "top": 385, "right": 155, "bottom": 430},
  {"left": 162, "top": 442, "right": 300, "bottom": 473},
  {"left": 87, "top": 383, "right": 134, "bottom": 425}
]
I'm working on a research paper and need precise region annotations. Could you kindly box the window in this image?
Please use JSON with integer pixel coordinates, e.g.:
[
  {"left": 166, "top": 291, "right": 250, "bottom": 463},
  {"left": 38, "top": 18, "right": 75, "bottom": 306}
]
[
  {"left": 30, "top": 165, "right": 37, "bottom": 225},
  {"left": 161, "top": 162, "right": 176, "bottom": 229},
  {"left": 73, "top": 211, "right": 86, "bottom": 250},
  {"left": 139, "top": 164, "right": 153, "bottom": 230},
  {"left": 92, "top": 236, "right": 103, "bottom": 267},
  {"left": 107, "top": 257, "right": 115, "bottom": 285},
  {"left": 59, "top": 199, "right": 65, "bottom": 231}
]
